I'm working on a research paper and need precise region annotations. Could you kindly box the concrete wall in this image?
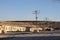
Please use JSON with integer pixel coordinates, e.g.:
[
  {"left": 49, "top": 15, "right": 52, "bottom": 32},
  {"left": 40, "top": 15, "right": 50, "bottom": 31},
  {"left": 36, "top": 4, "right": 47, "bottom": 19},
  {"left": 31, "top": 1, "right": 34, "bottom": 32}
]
[
  {"left": 30, "top": 27, "right": 43, "bottom": 32},
  {"left": 0, "top": 21, "right": 60, "bottom": 33}
]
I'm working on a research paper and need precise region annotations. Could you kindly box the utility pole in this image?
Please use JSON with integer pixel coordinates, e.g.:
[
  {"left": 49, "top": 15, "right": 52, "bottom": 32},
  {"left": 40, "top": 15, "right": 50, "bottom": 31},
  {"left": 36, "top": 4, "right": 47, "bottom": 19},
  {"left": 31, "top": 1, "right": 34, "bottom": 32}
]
[
  {"left": 33, "top": 10, "right": 39, "bottom": 22},
  {"left": 33, "top": 10, "right": 39, "bottom": 32},
  {"left": 45, "top": 17, "right": 48, "bottom": 27}
]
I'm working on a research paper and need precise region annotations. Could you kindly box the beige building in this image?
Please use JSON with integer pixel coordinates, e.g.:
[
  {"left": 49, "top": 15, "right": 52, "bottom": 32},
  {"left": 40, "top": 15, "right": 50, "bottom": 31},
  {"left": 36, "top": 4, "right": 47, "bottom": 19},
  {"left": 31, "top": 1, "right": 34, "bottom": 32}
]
[
  {"left": 0, "top": 21, "right": 60, "bottom": 33},
  {"left": 0, "top": 21, "right": 43, "bottom": 33}
]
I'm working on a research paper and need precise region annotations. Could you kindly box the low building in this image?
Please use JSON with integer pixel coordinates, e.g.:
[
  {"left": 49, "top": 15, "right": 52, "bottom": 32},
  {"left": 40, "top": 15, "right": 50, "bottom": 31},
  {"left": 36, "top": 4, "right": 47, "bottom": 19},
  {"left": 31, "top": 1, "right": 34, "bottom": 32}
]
[{"left": 0, "top": 21, "right": 60, "bottom": 33}]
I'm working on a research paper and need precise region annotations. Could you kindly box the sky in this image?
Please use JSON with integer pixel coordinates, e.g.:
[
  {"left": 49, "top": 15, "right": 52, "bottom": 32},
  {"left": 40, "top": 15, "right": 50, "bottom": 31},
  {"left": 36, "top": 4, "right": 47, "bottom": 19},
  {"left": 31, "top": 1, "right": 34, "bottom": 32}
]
[{"left": 0, "top": 0, "right": 60, "bottom": 21}]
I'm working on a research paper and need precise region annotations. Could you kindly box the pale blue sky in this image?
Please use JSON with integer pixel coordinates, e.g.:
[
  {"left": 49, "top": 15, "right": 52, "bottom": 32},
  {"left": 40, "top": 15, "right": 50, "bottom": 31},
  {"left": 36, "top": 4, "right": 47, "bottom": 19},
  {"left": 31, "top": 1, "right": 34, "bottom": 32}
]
[{"left": 0, "top": 0, "right": 60, "bottom": 21}]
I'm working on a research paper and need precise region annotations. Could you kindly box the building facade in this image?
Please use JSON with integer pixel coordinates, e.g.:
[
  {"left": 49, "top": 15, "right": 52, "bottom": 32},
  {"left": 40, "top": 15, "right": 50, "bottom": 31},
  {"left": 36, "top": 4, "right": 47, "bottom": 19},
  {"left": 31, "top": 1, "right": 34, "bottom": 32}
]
[{"left": 0, "top": 21, "right": 60, "bottom": 33}]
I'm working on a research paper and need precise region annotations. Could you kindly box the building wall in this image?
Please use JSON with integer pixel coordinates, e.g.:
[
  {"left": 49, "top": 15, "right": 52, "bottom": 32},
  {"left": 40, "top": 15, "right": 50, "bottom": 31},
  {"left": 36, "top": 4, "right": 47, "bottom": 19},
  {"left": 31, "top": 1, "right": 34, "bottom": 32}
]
[
  {"left": 4, "top": 25, "right": 26, "bottom": 33},
  {"left": 30, "top": 27, "right": 43, "bottom": 32},
  {"left": 0, "top": 21, "right": 60, "bottom": 33}
]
